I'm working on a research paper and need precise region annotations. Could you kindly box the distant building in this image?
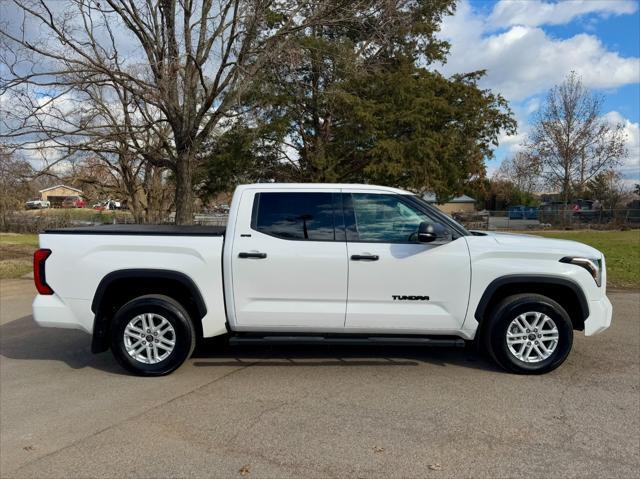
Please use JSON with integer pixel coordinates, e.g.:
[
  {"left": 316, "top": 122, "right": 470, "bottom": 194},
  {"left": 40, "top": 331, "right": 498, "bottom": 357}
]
[
  {"left": 39, "top": 185, "right": 83, "bottom": 207},
  {"left": 422, "top": 192, "right": 476, "bottom": 214}
]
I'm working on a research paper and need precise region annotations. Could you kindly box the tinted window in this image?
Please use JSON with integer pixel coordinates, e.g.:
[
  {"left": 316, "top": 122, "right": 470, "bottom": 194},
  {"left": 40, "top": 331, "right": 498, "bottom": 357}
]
[
  {"left": 408, "top": 195, "right": 468, "bottom": 237},
  {"left": 253, "top": 192, "right": 335, "bottom": 240},
  {"left": 349, "top": 194, "right": 431, "bottom": 243}
]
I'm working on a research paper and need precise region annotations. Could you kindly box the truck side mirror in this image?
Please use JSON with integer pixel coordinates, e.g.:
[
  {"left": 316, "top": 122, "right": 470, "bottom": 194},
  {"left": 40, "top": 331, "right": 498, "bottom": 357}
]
[{"left": 418, "top": 221, "right": 448, "bottom": 243}]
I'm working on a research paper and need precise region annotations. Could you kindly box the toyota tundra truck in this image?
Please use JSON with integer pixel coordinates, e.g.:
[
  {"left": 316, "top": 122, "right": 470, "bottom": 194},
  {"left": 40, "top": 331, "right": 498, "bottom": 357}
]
[{"left": 32, "top": 183, "right": 612, "bottom": 376}]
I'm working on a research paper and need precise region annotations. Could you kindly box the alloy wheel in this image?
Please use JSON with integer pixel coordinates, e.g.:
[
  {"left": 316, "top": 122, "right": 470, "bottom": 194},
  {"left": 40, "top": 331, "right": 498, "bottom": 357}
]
[
  {"left": 123, "top": 313, "right": 176, "bottom": 364},
  {"left": 506, "top": 311, "right": 559, "bottom": 363}
]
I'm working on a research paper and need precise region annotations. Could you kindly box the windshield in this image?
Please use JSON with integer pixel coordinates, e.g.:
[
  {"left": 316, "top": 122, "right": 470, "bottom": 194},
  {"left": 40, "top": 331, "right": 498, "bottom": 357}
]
[{"left": 408, "top": 195, "right": 471, "bottom": 237}]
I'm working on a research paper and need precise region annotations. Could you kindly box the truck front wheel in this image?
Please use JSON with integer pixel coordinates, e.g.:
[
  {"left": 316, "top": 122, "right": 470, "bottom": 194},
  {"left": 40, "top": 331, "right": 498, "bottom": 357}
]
[
  {"left": 110, "top": 294, "right": 196, "bottom": 376},
  {"left": 483, "top": 294, "right": 573, "bottom": 374}
]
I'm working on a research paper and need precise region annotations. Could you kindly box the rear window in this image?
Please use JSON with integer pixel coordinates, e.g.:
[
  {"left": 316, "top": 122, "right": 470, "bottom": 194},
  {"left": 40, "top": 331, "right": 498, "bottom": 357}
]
[{"left": 252, "top": 192, "right": 335, "bottom": 241}]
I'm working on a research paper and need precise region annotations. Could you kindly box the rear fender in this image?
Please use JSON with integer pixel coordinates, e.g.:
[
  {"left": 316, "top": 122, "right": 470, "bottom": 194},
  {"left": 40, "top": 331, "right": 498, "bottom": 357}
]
[{"left": 90, "top": 269, "right": 208, "bottom": 353}]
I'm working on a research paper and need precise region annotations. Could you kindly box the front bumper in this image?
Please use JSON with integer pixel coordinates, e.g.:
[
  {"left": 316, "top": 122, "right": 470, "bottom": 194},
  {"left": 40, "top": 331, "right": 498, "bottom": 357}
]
[{"left": 584, "top": 295, "right": 613, "bottom": 336}]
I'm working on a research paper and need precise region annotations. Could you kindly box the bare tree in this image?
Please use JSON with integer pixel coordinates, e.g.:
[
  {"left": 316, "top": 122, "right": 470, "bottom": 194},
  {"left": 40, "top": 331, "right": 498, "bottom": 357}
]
[
  {"left": 586, "top": 170, "right": 629, "bottom": 209},
  {"left": 524, "top": 72, "right": 627, "bottom": 204},
  {"left": 1, "top": 0, "right": 380, "bottom": 224},
  {"left": 72, "top": 154, "right": 172, "bottom": 223},
  {"left": 0, "top": 62, "right": 175, "bottom": 223},
  {"left": 494, "top": 151, "right": 542, "bottom": 194},
  {"left": 70, "top": 79, "right": 176, "bottom": 222},
  {"left": 0, "top": 148, "right": 34, "bottom": 227}
]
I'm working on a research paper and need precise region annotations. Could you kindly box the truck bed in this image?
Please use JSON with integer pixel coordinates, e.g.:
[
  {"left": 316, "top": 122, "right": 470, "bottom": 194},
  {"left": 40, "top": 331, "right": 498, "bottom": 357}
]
[
  {"left": 36, "top": 223, "right": 228, "bottom": 337},
  {"left": 44, "top": 224, "right": 226, "bottom": 236}
]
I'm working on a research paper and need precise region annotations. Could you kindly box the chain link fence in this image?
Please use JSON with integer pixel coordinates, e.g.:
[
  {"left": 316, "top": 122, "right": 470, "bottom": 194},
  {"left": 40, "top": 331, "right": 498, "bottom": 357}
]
[
  {"left": 192, "top": 213, "right": 229, "bottom": 226},
  {"left": 453, "top": 209, "right": 640, "bottom": 231},
  {"left": 0, "top": 210, "right": 230, "bottom": 233},
  {"left": 0, "top": 210, "right": 141, "bottom": 233}
]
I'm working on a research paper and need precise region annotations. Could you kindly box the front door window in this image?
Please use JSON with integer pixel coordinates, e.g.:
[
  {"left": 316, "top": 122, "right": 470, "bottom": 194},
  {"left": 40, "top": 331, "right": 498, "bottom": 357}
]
[{"left": 347, "top": 193, "right": 443, "bottom": 243}]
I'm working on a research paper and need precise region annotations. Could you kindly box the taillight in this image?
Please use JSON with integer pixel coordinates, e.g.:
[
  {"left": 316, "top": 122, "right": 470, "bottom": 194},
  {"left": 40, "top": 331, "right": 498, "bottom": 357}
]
[{"left": 34, "top": 249, "right": 53, "bottom": 295}]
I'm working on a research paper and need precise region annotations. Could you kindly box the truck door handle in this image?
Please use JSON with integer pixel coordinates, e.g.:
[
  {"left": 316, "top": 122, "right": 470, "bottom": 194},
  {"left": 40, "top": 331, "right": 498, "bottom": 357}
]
[
  {"left": 238, "top": 252, "right": 267, "bottom": 259},
  {"left": 351, "top": 254, "right": 379, "bottom": 261}
]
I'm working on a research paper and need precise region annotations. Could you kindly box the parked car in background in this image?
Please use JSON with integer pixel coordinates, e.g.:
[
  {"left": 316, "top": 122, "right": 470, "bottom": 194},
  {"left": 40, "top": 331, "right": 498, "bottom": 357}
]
[
  {"left": 571, "top": 199, "right": 608, "bottom": 222},
  {"left": 214, "top": 203, "right": 230, "bottom": 214},
  {"left": 539, "top": 202, "right": 565, "bottom": 213},
  {"left": 572, "top": 199, "right": 594, "bottom": 213},
  {"left": 508, "top": 205, "right": 525, "bottom": 219},
  {"left": 61, "top": 196, "right": 86, "bottom": 208},
  {"left": 93, "top": 199, "right": 121, "bottom": 211},
  {"left": 25, "top": 199, "right": 51, "bottom": 210},
  {"left": 508, "top": 205, "right": 538, "bottom": 220}
]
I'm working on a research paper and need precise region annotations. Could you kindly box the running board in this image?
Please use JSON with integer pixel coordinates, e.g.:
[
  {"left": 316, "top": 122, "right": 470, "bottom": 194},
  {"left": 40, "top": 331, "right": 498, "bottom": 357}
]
[{"left": 228, "top": 335, "right": 466, "bottom": 347}]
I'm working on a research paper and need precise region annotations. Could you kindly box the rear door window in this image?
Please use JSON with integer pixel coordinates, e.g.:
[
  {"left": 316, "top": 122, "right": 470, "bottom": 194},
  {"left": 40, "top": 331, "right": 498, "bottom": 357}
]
[{"left": 252, "top": 192, "right": 337, "bottom": 241}]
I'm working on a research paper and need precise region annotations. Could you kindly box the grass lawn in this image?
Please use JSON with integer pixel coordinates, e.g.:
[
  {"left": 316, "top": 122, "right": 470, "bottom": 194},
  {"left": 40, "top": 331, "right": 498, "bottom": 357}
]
[
  {"left": 0, "top": 233, "right": 38, "bottom": 280},
  {"left": 530, "top": 230, "right": 640, "bottom": 289}
]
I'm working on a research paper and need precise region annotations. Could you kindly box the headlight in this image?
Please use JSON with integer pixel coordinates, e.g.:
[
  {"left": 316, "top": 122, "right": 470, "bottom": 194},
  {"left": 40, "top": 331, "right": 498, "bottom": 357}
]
[{"left": 560, "top": 256, "right": 602, "bottom": 287}]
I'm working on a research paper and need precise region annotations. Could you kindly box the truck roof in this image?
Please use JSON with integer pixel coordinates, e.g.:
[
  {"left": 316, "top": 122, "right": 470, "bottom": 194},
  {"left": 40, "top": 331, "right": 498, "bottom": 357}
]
[{"left": 236, "top": 183, "right": 413, "bottom": 195}]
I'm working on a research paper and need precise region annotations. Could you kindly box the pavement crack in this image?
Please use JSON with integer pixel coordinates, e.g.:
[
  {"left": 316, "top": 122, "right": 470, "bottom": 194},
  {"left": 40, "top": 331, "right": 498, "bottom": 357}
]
[
  {"left": 8, "top": 362, "right": 258, "bottom": 474},
  {"left": 226, "top": 401, "right": 292, "bottom": 447}
]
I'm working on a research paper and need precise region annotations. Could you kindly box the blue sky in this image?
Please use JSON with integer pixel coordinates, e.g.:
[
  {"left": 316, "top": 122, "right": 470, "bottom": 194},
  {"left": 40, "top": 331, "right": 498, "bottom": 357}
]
[{"left": 436, "top": 0, "right": 640, "bottom": 182}]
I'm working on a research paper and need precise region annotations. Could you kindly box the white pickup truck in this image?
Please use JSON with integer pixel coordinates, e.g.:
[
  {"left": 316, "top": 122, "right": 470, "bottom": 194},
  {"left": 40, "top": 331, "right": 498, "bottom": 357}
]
[{"left": 33, "top": 183, "right": 612, "bottom": 376}]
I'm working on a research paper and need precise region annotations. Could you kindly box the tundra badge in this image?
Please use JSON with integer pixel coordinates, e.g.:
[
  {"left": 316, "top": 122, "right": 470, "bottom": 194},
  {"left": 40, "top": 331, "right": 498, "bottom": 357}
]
[{"left": 392, "top": 295, "right": 430, "bottom": 301}]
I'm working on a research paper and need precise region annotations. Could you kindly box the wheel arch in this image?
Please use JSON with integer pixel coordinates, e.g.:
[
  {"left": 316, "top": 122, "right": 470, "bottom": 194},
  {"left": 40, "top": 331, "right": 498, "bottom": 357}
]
[
  {"left": 90, "top": 269, "right": 207, "bottom": 353},
  {"left": 474, "top": 275, "right": 589, "bottom": 331}
]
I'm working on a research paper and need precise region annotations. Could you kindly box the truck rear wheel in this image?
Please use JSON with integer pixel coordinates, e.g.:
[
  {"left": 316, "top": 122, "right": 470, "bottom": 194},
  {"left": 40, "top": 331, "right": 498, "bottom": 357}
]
[
  {"left": 110, "top": 294, "right": 196, "bottom": 376},
  {"left": 483, "top": 294, "right": 573, "bottom": 374}
]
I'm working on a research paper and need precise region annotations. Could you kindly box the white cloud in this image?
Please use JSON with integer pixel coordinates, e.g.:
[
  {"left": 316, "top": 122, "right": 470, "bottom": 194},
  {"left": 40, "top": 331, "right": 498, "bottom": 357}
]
[
  {"left": 438, "top": 2, "right": 639, "bottom": 101},
  {"left": 489, "top": 0, "right": 638, "bottom": 29},
  {"left": 525, "top": 97, "right": 541, "bottom": 115},
  {"left": 494, "top": 97, "right": 540, "bottom": 160},
  {"left": 604, "top": 111, "right": 640, "bottom": 180},
  {"left": 437, "top": 1, "right": 640, "bottom": 181}
]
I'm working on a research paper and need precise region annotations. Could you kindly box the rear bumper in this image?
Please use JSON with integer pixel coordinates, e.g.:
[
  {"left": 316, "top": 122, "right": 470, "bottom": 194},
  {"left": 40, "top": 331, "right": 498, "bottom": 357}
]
[
  {"left": 584, "top": 295, "right": 613, "bottom": 336},
  {"left": 32, "top": 294, "right": 92, "bottom": 333}
]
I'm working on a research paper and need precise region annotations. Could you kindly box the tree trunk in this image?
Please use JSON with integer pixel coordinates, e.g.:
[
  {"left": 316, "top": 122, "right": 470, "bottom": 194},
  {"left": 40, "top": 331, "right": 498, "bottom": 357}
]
[
  {"left": 121, "top": 171, "right": 145, "bottom": 224},
  {"left": 128, "top": 190, "right": 146, "bottom": 224},
  {"left": 562, "top": 157, "right": 571, "bottom": 206},
  {"left": 143, "top": 166, "right": 164, "bottom": 224},
  {"left": 174, "top": 150, "right": 194, "bottom": 225}
]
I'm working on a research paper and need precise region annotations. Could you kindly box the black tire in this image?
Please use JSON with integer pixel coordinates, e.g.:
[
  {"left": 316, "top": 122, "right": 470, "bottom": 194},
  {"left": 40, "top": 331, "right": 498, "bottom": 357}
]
[
  {"left": 483, "top": 293, "right": 573, "bottom": 374},
  {"left": 110, "top": 294, "right": 196, "bottom": 376}
]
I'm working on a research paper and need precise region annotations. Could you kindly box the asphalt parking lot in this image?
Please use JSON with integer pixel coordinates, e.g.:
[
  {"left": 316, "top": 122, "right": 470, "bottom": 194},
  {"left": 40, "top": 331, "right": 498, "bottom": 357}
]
[{"left": 1, "top": 278, "right": 638, "bottom": 478}]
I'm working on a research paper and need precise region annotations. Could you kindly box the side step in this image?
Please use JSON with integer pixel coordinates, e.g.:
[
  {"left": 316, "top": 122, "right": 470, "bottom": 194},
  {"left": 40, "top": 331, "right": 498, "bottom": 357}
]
[{"left": 229, "top": 335, "right": 466, "bottom": 348}]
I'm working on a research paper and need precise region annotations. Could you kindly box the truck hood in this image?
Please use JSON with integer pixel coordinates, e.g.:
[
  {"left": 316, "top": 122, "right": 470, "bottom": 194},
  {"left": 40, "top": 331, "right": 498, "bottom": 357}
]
[{"left": 488, "top": 232, "right": 602, "bottom": 258}]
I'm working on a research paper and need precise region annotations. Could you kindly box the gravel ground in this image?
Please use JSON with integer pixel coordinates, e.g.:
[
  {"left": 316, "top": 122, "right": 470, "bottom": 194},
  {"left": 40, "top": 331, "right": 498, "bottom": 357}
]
[{"left": 1, "top": 278, "right": 638, "bottom": 478}]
